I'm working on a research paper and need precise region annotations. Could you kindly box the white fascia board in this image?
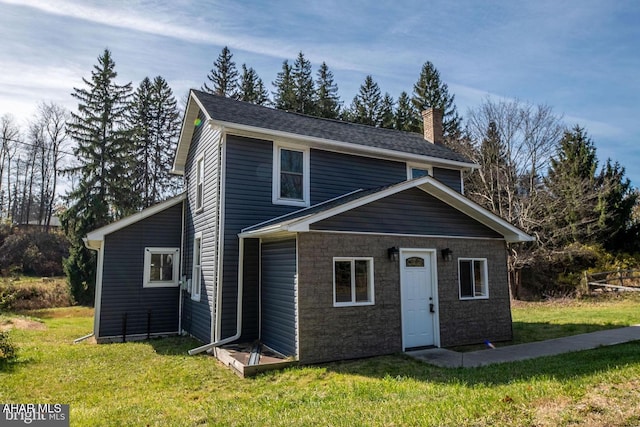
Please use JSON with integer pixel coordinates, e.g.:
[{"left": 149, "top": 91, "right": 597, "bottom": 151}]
[
  {"left": 172, "top": 92, "right": 212, "bottom": 175},
  {"left": 416, "top": 179, "right": 535, "bottom": 243},
  {"left": 84, "top": 194, "right": 186, "bottom": 244},
  {"left": 211, "top": 120, "right": 478, "bottom": 171}
]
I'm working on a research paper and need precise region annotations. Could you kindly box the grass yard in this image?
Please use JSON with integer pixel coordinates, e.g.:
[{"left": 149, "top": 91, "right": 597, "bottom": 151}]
[{"left": 1, "top": 297, "right": 640, "bottom": 426}]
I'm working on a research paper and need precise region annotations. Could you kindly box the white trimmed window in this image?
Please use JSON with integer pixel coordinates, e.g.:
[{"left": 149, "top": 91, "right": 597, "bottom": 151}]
[
  {"left": 143, "top": 248, "right": 180, "bottom": 288},
  {"left": 273, "top": 143, "right": 310, "bottom": 207},
  {"left": 195, "top": 154, "right": 204, "bottom": 212},
  {"left": 459, "top": 258, "right": 489, "bottom": 299},
  {"left": 333, "top": 257, "right": 375, "bottom": 307},
  {"left": 191, "top": 233, "right": 202, "bottom": 301},
  {"left": 407, "top": 163, "right": 433, "bottom": 180}
]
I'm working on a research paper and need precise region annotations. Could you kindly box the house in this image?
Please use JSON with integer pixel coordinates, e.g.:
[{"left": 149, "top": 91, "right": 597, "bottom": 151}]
[{"left": 84, "top": 90, "right": 533, "bottom": 365}]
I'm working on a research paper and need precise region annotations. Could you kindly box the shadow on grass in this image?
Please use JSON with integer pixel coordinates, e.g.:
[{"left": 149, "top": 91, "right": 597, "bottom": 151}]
[
  {"left": 145, "top": 335, "right": 203, "bottom": 356},
  {"left": 318, "top": 340, "right": 640, "bottom": 386}
]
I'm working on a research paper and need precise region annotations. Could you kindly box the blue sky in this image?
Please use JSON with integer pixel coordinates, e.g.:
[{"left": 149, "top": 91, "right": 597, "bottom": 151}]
[{"left": 1, "top": 0, "right": 639, "bottom": 185}]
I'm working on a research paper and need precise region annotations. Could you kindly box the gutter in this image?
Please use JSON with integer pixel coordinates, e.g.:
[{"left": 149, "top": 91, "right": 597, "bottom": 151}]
[
  {"left": 188, "top": 236, "right": 244, "bottom": 355},
  {"left": 178, "top": 199, "right": 186, "bottom": 334}
]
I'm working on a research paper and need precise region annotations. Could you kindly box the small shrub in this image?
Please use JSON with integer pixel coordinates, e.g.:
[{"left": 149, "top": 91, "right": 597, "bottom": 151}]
[{"left": 0, "top": 331, "right": 17, "bottom": 366}]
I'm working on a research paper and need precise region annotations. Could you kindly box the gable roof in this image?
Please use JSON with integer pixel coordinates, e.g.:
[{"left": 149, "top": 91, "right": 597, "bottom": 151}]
[
  {"left": 239, "top": 176, "right": 534, "bottom": 243},
  {"left": 84, "top": 194, "right": 185, "bottom": 250},
  {"left": 173, "top": 90, "right": 476, "bottom": 174}
]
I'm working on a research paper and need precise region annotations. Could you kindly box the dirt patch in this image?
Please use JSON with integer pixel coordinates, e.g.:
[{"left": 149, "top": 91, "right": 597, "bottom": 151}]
[{"left": 0, "top": 317, "right": 46, "bottom": 332}]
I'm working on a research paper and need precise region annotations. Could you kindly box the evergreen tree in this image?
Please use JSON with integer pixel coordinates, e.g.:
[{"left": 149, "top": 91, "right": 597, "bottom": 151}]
[
  {"left": 292, "top": 52, "right": 315, "bottom": 114},
  {"left": 597, "top": 159, "right": 638, "bottom": 251},
  {"left": 544, "top": 126, "right": 600, "bottom": 246},
  {"left": 272, "top": 60, "right": 296, "bottom": 111},
  {"left": 202, "top": 46, "right": 239, "bottom": 98},
  {"left": 314, "top": 62, "right": 340, "bottom": 119},
  {"left": 239, "top": 64, "right": 269, "bottom": 105},
  {"left": 412, "top": 61, "right": 461, "bottom": 137},
  {"left": 394, "top": 91, "right": 420, "bottom": 132},
  {"left": 379, "top": 93, "right": 395, "bottom": 129},
  {"left": 348, "top": 75, "right": 382, "bottom": 126},
  {"left": 130, "top": 76, "right": 182, "bottom": 209},
  {"left": 62, "top": 49, "right": 134, "bottom": 304}
]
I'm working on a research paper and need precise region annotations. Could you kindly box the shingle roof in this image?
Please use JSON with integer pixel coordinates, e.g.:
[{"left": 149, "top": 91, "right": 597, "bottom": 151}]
[{"left": 192, "top": 90, "right": 472, "bottom": 165}]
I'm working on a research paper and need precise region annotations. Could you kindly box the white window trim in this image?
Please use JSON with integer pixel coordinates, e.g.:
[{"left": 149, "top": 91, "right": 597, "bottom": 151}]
[
  {"left": 406, "top": 163, "right": 433, "bottom": 180},
  {"left": 458, "top": 257, "right": 489, "bottom": 300},
  {"left": 333, "top": 257, "right": 375, "bottom": 307},
  {"left": 272, "top": 142, "right": 310, "bottom": 207},
  {"left": 191, "top": 233, "right": 203, "bottom": 301},
  {"left": 195, "top": 153, "right": 205, "bottom": 213},
  {"left": 143, "top": 248, "right": 180, "bottom": 288}
]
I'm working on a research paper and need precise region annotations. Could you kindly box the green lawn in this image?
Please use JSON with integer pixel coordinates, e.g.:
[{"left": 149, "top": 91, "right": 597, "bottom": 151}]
[{"left": 1, "top": 298, "right": 640, "bottom": 426}]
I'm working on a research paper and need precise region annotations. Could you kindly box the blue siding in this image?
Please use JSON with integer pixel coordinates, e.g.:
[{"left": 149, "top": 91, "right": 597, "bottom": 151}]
[
  {"left": 312, "top": 187, "right": 502, "bottom": 238},
  {"left": 433, "top": 167, "right": 462, "bottom": 193},
  {"left": 181, "top": 111, "right": 219, "bottom": 343},
  {"left": 241, "top": 238, "right": 259, "bottom": 340},
  {"left": 310, "top": 149, "right": 406, "bottom": 203},
  {"left": 100, "top": 203, "right": 182, "bottom": 338},
  {"left": 261, "top": 239, "right": 297, "bottom": 356}
]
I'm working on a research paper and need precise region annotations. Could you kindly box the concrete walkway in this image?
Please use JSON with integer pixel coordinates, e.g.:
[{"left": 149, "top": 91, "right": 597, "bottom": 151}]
[{"left": 406, "top": 325, "right": 640, "bottom": 368}]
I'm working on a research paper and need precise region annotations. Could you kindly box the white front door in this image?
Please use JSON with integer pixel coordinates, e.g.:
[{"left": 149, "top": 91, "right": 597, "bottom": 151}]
[{"left": 400, "top": 250, "right": 438, "bottom": 349}]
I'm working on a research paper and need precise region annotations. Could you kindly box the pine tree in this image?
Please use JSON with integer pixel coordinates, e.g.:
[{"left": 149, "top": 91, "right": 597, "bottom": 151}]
[
  {"left": 130, "top": 76, "right": 182, "bottom": 209},
  {"left": 544, "top": 126, "right": 600, "bottom": 246},
  {"left": 239, "top": 64, "right": 269, "bottom": 105},
  {"left": 597, "top": 159, "right": 638, "bottom": 251},
  {"left": 394, "top": 91, "right": 420, "bottom": 132},
  {"left": 292, "top": 52, "right": 315, "bottom": 114},
  {"left": 412, "top": 61, "right": 461, "bottom": 137},
  {"left": 272, "top": 60, "right": 296, "bottom": 111},
  {"left": 379, "top": 93, "right": 395, "bottom": 129},
  {"left": 315, "top": 62, "right": 340, "bottom": 119},
  {"left": 202, "top": 46, "right": 239, "bottom": 98},
  {"left": 348, "top": 75, "right": 382, "bottom": 126},
  {"left": 62, "top": 49, "right": 134, "bottom": 304}
]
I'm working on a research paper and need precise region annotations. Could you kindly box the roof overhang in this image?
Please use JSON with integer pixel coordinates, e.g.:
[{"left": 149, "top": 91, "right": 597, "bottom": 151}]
[
  {"left": 83, "top": 194, "right": 186, "bottom": 250},
  {"left": 239, "top": 176, "right": 534, "bottom": 243},
  {"left": 172, "top": 91, "right": 478, "bottom": 175}
]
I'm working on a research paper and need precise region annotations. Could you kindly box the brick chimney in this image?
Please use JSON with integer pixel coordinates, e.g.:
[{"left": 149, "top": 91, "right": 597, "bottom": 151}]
[{"left": 421, "top": 108, "right": 443, "bottom": 144}]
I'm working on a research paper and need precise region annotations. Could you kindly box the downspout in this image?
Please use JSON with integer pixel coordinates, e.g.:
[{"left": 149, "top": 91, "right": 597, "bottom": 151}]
[
  {"left": 178, "top": 198, "right": 186, "bottom": 334},
  {"left": 188, "top": 236, "right": 244, "bottom": 355}
]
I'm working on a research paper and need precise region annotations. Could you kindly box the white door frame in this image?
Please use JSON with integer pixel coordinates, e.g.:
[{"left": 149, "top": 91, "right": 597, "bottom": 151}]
[{"left": 399, "top": 248, "right": 440, "bottom": 350}]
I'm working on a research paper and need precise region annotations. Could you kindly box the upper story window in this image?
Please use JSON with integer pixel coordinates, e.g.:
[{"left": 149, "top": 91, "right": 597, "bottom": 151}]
[
  {"left": 407, "top": 163, "right": 433, "bottom": 180},
  {"left": 273, "top": 143, "right": 309, "bottom": 207},
  {"left": 459, "top": 258, "right": 489, "bottom": 300},
  {"left": 195, "top": 154, "right": 204, "bottom": 212},
  {"left": 143, "top": 248, "right": 180, "bottom": 288}
]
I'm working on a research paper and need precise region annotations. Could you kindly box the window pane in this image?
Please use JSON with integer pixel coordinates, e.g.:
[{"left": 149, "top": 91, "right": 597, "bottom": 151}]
[
  {"left": 280, "top": 172, "right": 303, "bottom": 199},
  {"left": 411, "top": 168, "right": 429, "bottom": 179},
  {"left": 335, "top": 261, "right": 352, "bottom": 303},
  {"left": 281, "top": 149, "right": 303, "bottom": 173},
  {"left": 161, "top": 254, "right": 174, "bottom": 281},
  {"left": 406, "top": 257, "right": 425, "bottom": 267},
  {"left": 459, "top": 260, "right": 473, "bottom": 298},
  {"left": 354, "top": 260, "right": 370, "bottom": 302},
  {"left": 474, "top": 260, "right": 485, "bottom": 296},
  {"left": 150, "top": 253, "right": 162, "bottom": 281}
]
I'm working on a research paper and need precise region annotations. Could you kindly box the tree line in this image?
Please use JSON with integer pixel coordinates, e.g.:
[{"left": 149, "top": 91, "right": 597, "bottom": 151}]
[{"left": 1, "top": 46, "right": 637, "bottom": 303}]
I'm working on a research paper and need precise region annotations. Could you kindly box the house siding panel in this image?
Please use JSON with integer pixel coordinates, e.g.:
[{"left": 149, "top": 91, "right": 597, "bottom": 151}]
[
  {"left": 99, "top": 203, "right": 183, "bottom": 339},
  {"left": 241, "top": 238, "right": 259, "bottom": 340},
  {"left": 261, "top": 239, "right": 297, "bottom": 357},
  {"left": 181, "top": 112, "right": 220, "bottom": 343},
  {"left": 433, "top": 167, "right": 462, "bottom": 193},
  {"left": 312, "top": 187, "right": 502, "bottom": 238},
  {"left": 310, "top": 149, "right": 406, "bottom": 203}
]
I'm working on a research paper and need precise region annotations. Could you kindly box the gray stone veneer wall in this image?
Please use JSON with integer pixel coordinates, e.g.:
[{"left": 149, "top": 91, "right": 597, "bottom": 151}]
[{"left": 296, "top": 232, "right": 512, "bottom": 364}]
